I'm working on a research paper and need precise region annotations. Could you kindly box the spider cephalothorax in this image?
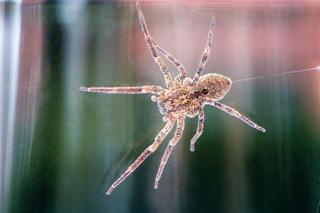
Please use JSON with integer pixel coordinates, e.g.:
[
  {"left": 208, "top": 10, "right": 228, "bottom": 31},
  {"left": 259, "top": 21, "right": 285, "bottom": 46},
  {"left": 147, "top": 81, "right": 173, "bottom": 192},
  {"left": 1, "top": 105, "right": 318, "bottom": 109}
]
[
  {"left": 195, "top": 73, "right": 232, "bottom": 101},
  {"left": 80, "top": 0, "right": 266, "bottom": 195}
]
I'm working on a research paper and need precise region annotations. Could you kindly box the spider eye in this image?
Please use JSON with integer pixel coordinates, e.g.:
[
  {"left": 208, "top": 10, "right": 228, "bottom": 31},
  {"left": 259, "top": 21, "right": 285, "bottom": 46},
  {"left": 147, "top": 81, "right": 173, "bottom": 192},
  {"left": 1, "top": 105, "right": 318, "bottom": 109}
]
[{"left": 201, "top": 88, "right": 209, "bottom": 95}]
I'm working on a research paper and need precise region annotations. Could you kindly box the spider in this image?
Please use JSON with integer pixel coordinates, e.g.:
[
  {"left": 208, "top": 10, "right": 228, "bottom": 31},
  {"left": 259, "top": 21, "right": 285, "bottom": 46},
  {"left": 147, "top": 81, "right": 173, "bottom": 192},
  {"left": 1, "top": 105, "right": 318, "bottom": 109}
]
[{"left": 80, "top": 1, "right": 266, "bottom": 195}]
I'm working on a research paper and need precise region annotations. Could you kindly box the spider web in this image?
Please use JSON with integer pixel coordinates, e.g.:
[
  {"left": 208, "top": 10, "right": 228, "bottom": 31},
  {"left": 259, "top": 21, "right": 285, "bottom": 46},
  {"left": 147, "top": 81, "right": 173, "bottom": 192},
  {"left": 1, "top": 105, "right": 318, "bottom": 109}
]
[{"left": 232, "top": 66, "right": 320, "bottom": 84}]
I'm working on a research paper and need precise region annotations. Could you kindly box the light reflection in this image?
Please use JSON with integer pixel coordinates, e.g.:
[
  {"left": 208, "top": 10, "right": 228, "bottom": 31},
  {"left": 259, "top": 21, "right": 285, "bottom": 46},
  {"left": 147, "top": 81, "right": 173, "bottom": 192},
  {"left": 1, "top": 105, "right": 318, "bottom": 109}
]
[
  {"left": 0, "top": 3, "right": 21, "bottom": 213},
  {"left": 0, "top": 5, "right": 4, "bottom": 213}
]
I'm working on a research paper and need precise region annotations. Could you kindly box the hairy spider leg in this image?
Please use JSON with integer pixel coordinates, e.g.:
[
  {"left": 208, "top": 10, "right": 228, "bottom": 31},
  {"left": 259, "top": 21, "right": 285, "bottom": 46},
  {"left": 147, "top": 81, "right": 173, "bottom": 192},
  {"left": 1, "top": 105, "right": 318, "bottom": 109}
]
[
  {"left": 79, "top": 85, "right": 164, "bottom": 95},
  {"left": 190, "top": 108, "right": 205, "bottom": 152},
  {"left": 136, "top": 1, "right": 173, "bottom": 88},
  {"left": 208, "top": 101, "right": 266, "bottom": 132},
  {"left": 154, "top": 117, "right": 185, "bottom": 189},
  {"left": 192, "top": 17, "right": 215, "bottom": 84},
  {"left": 106, "top": 119, "right": 175, "bottom": 195},
  {"left": 152, "top": 40, "right": 187, "bottom": 81}
]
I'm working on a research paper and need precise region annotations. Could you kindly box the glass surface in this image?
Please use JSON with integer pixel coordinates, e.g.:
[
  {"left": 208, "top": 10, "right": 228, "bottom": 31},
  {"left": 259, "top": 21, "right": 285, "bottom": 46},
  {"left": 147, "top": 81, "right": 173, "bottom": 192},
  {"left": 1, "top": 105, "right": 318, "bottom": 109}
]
[{"left": 1, "top": 2, "right": 320, "bottom": 213}]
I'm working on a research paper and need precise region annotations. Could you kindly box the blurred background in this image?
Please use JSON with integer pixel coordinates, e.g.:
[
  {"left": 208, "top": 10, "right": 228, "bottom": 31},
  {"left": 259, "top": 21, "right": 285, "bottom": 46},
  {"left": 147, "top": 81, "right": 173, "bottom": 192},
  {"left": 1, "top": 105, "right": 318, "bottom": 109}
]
[{"left": 1, "top": 0, "right": 320, "bottom": 213}]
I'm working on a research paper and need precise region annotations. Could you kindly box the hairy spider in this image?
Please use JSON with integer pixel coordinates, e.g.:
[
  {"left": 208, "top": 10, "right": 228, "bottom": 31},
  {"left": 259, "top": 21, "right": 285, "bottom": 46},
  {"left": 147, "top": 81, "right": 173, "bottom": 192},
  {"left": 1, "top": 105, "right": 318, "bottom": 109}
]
[{"left": 80, "top": 1, "right": 266, "bottom": 195}]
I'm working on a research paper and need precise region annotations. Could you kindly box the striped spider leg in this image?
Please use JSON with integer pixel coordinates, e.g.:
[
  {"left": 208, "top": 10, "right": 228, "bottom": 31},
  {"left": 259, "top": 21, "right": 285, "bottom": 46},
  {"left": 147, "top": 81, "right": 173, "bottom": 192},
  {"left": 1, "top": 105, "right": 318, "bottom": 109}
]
[
  {"left": 136, "top": 0, "right": 173, "bottom": 88},
  {"left": 192, "top": 17, "right": 215, "bottom": 85},
  {"left": 206, "top": 100, "right": 266, "bottom": 133},
  {"left": 137, "top": 0, "right": 187, "bottom": 83},
  {"left": 106, "top": 117, "right": 176, "bottom": 195},
  {"left": 79, "top": 85, "right": 164, "bottom": 95},
  {"left": 190, "top": 108, "right": 204, "bottom": 152},
  {"left": 153, "top": 40, "right": 187, "bottom": 82},
  {"left": 154, "top": 116, "right": 185, "bottom": 189}
]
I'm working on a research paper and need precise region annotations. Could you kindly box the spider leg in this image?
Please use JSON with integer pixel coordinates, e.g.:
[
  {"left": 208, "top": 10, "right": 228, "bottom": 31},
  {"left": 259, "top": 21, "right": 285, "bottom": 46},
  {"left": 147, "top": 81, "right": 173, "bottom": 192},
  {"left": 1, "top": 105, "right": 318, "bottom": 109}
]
[
  {"left": 152, "top": 40, "right": 187, "bottom": 81},
  {"left": 106, "top": 119, "right": 175, "bottom": 195},
  {"left": 154, "top": 116, "right": 185, "bottom": 189},
  {"left": 192, "top": 17, "right": 215, "bottom": 84},
  {"left": 208, "top": 101, "right": 266, "bottom": 132},
  {"left": 136, "top": 1, "right": 173, "bottom": 88},
  {"left": 79, "top": 85, "right": 164, "bottom": 95},
  {"left": 190, "top": 108, "right": 205, "bottom": 152}
]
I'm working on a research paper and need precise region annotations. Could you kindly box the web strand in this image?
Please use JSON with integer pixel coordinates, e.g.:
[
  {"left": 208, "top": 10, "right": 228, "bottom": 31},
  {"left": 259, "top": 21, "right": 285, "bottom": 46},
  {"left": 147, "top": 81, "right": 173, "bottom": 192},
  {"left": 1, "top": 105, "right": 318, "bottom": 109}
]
[{"left": 232, "top": 66, "right": 320, "bottom": 83}]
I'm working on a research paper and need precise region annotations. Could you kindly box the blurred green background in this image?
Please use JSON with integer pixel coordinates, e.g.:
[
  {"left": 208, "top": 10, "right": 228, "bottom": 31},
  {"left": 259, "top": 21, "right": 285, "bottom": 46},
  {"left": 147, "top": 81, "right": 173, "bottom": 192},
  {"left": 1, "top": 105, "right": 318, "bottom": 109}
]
[{"left": 1, "top": 2, "right": 320, "bottom": 213}]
